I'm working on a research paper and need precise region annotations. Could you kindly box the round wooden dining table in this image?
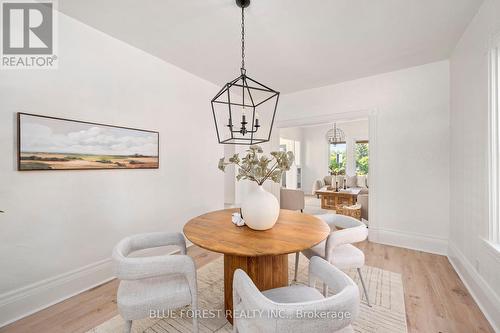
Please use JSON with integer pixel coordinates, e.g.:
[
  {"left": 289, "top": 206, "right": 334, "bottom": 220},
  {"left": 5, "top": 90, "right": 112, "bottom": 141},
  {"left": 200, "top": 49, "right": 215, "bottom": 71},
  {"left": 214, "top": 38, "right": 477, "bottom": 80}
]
[{"left": 183, "top": 208, "right": 330, "bottom": 322}]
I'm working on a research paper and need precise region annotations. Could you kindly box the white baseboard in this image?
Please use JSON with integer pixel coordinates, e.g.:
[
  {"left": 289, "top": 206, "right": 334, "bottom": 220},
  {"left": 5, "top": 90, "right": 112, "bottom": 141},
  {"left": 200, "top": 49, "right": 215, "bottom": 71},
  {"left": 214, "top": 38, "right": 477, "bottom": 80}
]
[
  {"left": 0, "top": 258, "right": 114, "bottom": 328},
  {"left": 4, "top": 236, "right": 497, "bottom": 332},
  {"left": 448, "top": 243, "right": 500, "bottom": 333},
  {"left": 369, "top": 230, "right": 500, "bottom": 330},
  {"left": 369, "top": 228, "right": 448, "bottom": 255},
  {"left": 0, "top": 245, "right": 191, "bottom": 328}
]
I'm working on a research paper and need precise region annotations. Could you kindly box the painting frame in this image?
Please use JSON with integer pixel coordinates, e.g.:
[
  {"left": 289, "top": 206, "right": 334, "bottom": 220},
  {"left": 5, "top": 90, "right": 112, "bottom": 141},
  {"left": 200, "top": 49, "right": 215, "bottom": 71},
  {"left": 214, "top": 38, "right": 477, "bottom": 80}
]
[{"left": 17, "top": 112, "right": 160, "bottom": 171}]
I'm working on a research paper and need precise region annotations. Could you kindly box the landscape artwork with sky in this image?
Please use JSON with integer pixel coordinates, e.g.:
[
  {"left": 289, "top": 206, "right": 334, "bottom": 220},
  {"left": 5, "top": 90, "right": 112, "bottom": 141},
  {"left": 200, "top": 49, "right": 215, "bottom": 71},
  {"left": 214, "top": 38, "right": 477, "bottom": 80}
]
[{"left": 18, "top": 113, "right": 159, "bottom": 170}]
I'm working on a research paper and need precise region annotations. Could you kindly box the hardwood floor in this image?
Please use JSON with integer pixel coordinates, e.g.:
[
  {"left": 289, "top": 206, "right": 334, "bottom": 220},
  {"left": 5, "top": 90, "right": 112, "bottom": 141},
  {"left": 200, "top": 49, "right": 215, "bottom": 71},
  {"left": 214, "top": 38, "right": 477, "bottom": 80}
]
[
  {"left": 0, "top": 243, "right": 493, "bottom": 333},
  {"left": 357, "top": 242, "right": 493, "bottom": 333}
]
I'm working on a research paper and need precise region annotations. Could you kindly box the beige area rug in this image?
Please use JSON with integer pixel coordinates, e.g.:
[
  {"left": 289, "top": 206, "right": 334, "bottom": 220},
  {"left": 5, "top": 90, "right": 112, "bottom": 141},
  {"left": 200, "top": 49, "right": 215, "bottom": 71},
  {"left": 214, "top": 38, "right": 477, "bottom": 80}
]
[{"left": 88, "top": 254, "right": 407, "bottom": 333}]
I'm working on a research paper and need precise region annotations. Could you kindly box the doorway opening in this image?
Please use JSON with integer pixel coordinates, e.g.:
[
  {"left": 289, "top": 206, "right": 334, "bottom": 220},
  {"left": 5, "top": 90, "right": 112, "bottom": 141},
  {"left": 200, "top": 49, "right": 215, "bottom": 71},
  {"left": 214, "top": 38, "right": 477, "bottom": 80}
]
[{"left": 278, "top": 116, "right": 373, "bottom": 225}]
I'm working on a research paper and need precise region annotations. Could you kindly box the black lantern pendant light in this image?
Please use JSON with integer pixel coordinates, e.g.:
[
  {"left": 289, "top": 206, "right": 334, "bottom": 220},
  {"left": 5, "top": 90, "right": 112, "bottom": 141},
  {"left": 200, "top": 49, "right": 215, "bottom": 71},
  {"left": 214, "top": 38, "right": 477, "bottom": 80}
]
[{"left": 211, "top": 0, "right": 280, "bottom": 145}]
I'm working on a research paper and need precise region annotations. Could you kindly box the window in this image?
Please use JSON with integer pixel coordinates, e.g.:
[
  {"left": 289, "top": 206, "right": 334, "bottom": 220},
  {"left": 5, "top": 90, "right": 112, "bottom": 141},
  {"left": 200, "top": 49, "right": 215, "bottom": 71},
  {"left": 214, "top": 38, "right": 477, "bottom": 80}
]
[
  {"left": 329, "top": 143, "right": 346, "bottom": 175},
  {"left": 355, "top": 141, "right": 369, "bottom": 175},
  {"left": 489, "top": 39, "right": 500, "bottom": 244}
]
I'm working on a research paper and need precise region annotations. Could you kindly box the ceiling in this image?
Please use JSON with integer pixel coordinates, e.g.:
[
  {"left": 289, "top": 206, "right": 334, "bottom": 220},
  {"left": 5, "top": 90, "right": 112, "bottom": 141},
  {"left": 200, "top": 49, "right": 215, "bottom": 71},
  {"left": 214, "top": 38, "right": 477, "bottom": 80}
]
[{"left": 58, "top": 0, "right": 483, "bottom": 93}]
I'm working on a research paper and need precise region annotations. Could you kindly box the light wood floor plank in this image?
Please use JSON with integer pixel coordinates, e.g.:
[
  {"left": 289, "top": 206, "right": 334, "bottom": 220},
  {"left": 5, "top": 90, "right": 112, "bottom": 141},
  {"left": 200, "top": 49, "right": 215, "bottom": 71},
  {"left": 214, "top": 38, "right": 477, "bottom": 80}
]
[{"left": 0, "top": 242, "right": 493, "bottom": 333}]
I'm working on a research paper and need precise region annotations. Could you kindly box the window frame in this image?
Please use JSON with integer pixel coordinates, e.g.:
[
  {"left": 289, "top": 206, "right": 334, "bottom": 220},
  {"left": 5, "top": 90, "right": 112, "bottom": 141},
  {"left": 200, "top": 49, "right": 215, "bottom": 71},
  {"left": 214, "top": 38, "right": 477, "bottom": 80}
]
[{"left": 488, "top": 36, "right": 500, "bottom": 244}]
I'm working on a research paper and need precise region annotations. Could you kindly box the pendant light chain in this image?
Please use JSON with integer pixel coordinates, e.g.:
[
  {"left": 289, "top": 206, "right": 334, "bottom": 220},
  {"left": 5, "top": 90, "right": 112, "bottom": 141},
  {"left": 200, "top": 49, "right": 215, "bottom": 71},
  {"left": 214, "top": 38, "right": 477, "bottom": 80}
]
[
  {"left": 210, "top": 0, "right": 280, "bottom": 145},
  {"left": 241, "top": 6, "right": 245, "bottom": 72}
]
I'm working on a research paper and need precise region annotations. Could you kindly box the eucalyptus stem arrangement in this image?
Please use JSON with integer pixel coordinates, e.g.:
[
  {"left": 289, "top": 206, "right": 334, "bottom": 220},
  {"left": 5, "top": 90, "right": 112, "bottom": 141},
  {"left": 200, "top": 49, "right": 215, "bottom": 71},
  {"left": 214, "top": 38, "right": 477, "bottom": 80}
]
[{"left": 218, "top": 145, "right": 294, "bottom": 185}]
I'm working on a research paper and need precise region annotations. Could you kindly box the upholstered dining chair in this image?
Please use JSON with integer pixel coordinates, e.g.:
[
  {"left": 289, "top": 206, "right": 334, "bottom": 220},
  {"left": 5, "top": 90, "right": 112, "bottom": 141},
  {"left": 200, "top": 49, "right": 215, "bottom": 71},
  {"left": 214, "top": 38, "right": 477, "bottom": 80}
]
[
  {"left": 294, "top": 214, "right": 371, "bottom": 306},
  {"left": 233, "top": 256, "right": 359, "bottom": 333},
  {"left": 112, "top": 232, "right": 198, "bottom": 333},
  {"left": 280, "top": 188, "right": 305, "bottom": 212},
  {"left": 280, "top": 188, "right": 307, "bottom": 276}
]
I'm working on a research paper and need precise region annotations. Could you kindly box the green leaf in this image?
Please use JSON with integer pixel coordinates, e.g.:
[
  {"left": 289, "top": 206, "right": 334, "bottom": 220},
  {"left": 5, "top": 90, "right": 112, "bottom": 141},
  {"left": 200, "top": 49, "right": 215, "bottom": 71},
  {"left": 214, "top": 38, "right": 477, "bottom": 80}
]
[
  {"left": 218, "top": 146, "right": 295, "bottom": 185},
  {"left": 228, "top": 154, "right": 240, "bottom": 164},
  {"left": 270, "top": 169, "right": 282, "bottom": 182},
  {"left": 218, "top": 158, "right": 226, "bottom": 171},
  {"left": 248, "top": 145, "right": 263, "bottom": 153}
]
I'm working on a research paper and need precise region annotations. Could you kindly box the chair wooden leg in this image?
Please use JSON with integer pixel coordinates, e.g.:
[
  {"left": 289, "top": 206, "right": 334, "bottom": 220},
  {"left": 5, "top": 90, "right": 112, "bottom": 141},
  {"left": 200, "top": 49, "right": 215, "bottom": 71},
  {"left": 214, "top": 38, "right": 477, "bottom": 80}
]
[
  {"left": 293, "top": 252, "right": 299, "bottom": 282},
  {"left": 124, "top": 320, "right": 132, "bottom": 333},
  {"left": 357, "top": 268, "right": 371, "bottom": 307}
]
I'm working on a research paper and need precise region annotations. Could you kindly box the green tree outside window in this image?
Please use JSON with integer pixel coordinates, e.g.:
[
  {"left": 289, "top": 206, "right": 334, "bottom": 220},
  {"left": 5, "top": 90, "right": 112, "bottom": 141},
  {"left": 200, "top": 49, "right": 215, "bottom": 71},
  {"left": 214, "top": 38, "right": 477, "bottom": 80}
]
[
  {"left": 329, "top": 144, "right": 346, "bottom": 175},
  {"left": 356, "top": 142, "right": 369, "bottom": 175}
]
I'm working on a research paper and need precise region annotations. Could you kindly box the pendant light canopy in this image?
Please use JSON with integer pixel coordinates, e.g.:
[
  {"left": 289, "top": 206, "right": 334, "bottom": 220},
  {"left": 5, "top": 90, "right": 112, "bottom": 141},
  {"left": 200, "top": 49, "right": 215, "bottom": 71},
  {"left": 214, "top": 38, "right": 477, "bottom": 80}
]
[
  {"left": 211, "top": 0, "right": 280, "bottom": 145},
  {"left": 326, "top": 123, "right": 345, "bottom": 146}
]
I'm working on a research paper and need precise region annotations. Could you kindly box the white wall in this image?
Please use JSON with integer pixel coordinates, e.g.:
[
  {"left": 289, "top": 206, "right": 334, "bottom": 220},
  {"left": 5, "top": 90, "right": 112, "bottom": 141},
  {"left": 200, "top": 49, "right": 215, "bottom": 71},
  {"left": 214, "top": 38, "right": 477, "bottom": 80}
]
[
  {"left": 279, "top": 127, "right": 303, "bottom": 189},
  {"left": 0, "top": 14, "right": 223, "bottom": 326},
  {"left": 302, "top": 125, "right": 329, "bottom": 194},
  {"left": 279, "top": 127, "right": 304, "bottom": 143},
  {"left": 224, "top": 145, "right": 236, "bottom": 204},
  {"left": 278, "top": 61, "right": 450, "bottom": 255},
  {"left": 449, "top": 0, "right": 500, "bottom": 330}
]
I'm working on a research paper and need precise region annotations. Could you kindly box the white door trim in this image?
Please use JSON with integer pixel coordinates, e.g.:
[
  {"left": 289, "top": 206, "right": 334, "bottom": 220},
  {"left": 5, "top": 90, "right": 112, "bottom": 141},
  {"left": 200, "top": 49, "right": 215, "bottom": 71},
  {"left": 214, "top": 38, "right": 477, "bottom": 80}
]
[{"left": 276, "top": 109, "right": 371, "bottom": 129}]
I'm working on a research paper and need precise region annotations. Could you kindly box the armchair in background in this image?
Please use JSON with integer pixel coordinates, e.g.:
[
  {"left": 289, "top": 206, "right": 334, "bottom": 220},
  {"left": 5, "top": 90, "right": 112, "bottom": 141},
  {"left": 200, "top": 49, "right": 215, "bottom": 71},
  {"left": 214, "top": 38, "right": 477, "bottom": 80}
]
[{"left": 312, "top": 179, "right": 325, "bottom": 197}]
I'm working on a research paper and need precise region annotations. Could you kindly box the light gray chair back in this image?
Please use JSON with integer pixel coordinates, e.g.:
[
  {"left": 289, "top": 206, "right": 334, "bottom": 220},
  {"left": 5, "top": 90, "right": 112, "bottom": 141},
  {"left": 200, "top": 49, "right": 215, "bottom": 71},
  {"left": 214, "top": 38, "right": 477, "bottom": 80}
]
[
  {"left": 314, "top": 214, "right": 368, "bottom": 260},
  {"left": 280, "top": 188, "right": 305, "bottom": 211},
  {"left": 112, "top": 232, "right": 198, "bottom": 333},
  {"left": 233, "top": 256, "right": 359, "bottom": 333}
]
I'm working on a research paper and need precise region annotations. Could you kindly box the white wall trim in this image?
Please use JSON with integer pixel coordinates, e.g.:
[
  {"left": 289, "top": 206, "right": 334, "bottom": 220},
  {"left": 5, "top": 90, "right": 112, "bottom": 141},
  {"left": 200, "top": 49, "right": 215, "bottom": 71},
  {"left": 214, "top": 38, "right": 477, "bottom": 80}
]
[
  {"left": 0, "top": 258, "right": 114, "bottom": 328},
  {"left": 448, "top": 242, "right": 500, "bottom": 332},
  {"left": 488, "top": 37, "right": 500, "bottom": 245},
  {"left": 276, "top": 109, "right": 371, "bottom": 129},
  {"left": 367, "top": 110, "right": 378, "bottom": 232},
  {"left": 0, "top": 245, "right": 190, "bottom": 328},
  {"left": 4, "top": 235, "right": 498, "bottom": 333},
  {"left": 369, "top": 227, "right": 448, "bottom": 255},
  {"left": 482, "top": 239, "right": 500, "bottom": 264}
]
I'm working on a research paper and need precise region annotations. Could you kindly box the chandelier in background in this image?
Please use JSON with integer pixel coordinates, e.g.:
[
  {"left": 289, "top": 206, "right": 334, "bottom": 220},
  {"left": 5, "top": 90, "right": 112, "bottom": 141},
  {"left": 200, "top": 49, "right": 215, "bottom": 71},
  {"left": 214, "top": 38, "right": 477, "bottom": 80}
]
[{"left": 326, "top": 123, "right": 345, "bottom": 146}]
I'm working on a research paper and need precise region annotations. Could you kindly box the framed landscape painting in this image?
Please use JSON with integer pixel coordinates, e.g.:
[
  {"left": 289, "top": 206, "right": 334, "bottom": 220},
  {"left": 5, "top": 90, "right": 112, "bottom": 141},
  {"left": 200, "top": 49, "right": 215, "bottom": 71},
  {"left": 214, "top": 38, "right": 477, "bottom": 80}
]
[{"left": 17, "top": 113, "right": 159, "bottom": 171}]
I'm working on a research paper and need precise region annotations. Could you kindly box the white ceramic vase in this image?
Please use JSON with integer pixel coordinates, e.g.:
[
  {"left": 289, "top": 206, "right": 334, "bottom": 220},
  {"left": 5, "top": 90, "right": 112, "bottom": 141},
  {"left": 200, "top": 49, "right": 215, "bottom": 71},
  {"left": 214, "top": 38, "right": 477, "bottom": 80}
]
[{"left": 241, "top": 185, "right": 280, "bottom": 230}]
